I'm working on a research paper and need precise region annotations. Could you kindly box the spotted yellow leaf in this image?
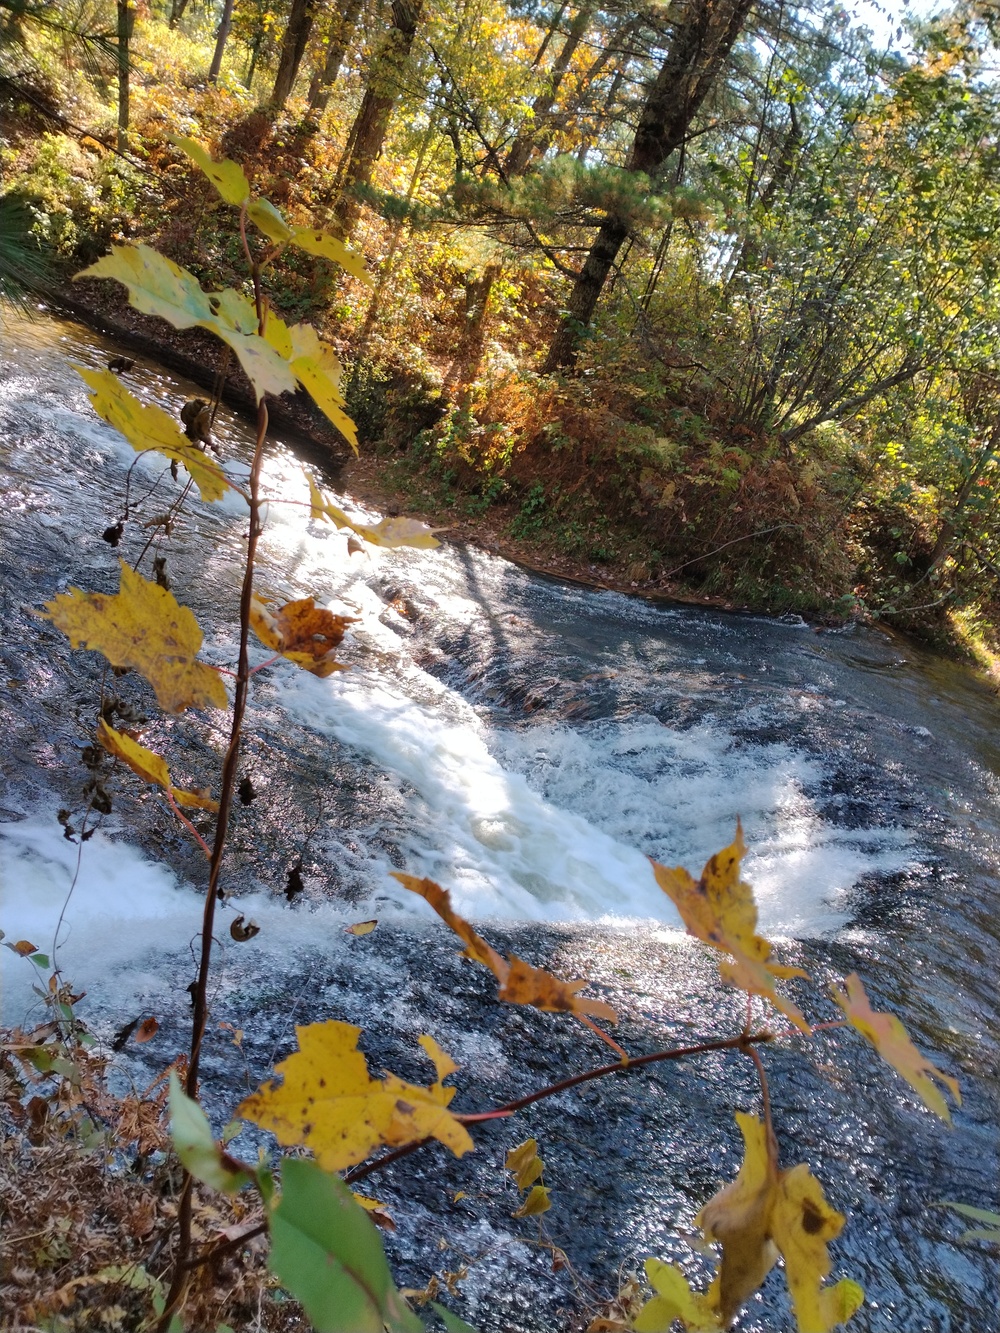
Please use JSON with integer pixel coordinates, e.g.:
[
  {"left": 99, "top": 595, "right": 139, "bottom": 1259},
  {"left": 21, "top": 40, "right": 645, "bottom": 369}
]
[
  {"left": 40, "top": 562, "right": 227, "bottom": 714},
  {"left": 97, "top": 719, "right": 218, "bottom": 811},
  {"left": 694, "top": 1113, "right": 863, "bottom": 1332},
  {"left": 237, "top": 1019, "right": 473, "bottom": 1171},
  {"left": 651, "top": 823, "right": 810, "bottom": 1032},
  {"left": 169, "top": 135, "right": 250, "bottom": 206},
  {"left": 832, "top": 973, "right": 960, "bottom": 1122},
  {"left": 73, "top": 365, "right": 229, "bottom": 502}
]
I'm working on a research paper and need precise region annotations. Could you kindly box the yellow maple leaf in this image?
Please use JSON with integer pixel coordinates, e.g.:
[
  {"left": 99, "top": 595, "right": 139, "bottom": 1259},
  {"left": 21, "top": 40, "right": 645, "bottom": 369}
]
[
  {"left": 392, "top": 873, "right": 618, "bottom": 1026},
  {"left": 651, "top": 824, "right": 810, "bottom": 1032},
  {"left": 76, "top": 245, "right": 295, "bottom": 401},
  {"left": 697, "top": 1112, "right": 780, "bottom": 1324},
  {"left": 632, "top": 1258, "right": 721, "bottom": 1333},
  {"left": 236, "top": 1020, "right": 473, "bottom": 1172},
  {"left": 40, "top": 563, "right": 228, "bottom": 714},
  {"left": 307, "top": 475, "right": 445, "bottom": 548},
  {"left": 249, "top": 595, "right": 357, "bottom": 676},
  {"left": 831, "top": 973, "right": 960, "bottom": 1122},
  {"left": 73, "top": 365, "right": 229, "bottom": 503},
  {"left": 696, "top": 1114, "right": 863, "bottom": 1333},
  {"left": 97, "top": 719, "right": 218, "bottom": 811},
  {"left": 771, "top": 1165, "right": 864, "bottom": 1333}
]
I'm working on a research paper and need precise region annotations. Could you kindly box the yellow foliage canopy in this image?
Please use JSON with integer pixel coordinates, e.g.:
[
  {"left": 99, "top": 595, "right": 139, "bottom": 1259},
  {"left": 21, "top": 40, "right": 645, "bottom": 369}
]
[
  {"left": 832, "top": 972, "right": 960, "bottom": 1122},
  {"left": 237, "top": 1020, "right": 473, "bottom": 1172},
  {"left": 650, "top": 824, "right": 810, "bottom": 1032},
  {"left": 40, "top": 563, "right": 227, "bottom": 714}
]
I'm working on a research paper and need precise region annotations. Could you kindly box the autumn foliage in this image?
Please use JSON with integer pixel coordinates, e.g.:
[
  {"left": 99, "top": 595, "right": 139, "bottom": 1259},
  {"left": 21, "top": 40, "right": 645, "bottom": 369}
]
[{"left": 4, "top": 135, "right": 966, "bottom": 1333}]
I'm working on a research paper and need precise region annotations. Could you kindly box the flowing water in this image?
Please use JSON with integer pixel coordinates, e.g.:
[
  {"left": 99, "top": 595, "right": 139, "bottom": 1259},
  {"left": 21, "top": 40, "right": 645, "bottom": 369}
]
[{"left": 1, "top": 307, "right": 999, "bottom": 1331}]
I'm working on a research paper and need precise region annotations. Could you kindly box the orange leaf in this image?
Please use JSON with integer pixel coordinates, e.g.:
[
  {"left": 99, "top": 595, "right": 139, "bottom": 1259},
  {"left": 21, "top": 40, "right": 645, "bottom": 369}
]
[
  {"left": 651, "top": 823, "right": 809, "bottom": 1032},
  {"left": 831, "top": 972, "right": 960, "bottom": 1122},
  {"left": 344, "top": 919, "right": 378, "bottom": 936},
  {"left": 250, "top": 596, "right": 357, "bottom": 676},
  {"left": 135, "top": 1017, "right": 159, "bottom": 1044},
  {"left": 392, "top": 873, "right": 618, "bottom": 1029}
]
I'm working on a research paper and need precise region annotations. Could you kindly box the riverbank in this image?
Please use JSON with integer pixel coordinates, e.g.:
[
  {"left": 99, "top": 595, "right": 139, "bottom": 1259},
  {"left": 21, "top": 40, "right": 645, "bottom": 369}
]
[
  {"left": 36, "top": 281, "right": 834, "bottom": 618},
  {"left": 43, "top": 281, "right": 1000, "bottom": 692}
]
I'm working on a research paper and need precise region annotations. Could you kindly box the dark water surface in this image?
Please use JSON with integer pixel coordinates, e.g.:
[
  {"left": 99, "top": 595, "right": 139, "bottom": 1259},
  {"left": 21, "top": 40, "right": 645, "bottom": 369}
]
[{"left": 1, "top": 308, "right": 998, "bottom": 1331}]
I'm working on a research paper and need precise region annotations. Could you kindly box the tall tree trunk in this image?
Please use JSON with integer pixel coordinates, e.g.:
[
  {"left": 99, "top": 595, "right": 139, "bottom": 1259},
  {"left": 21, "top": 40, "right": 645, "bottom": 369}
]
[
  {"left": 169, "top": 0, "right": 189, "bottom": 28},
  {"left": 504, "top": 3, "right": 593, "bottom": 177},
  {"left": 543, "top": 0, "right": 754, "bottom": 371},
  {"left": 334, "top": 0, "right": 424, "bottom": 236},
  {"left": 209, "top": 0, "right": 236, "bottom": 83},
  {"left": 116, "top": 0, "right": 134, "bottom": 154},
  {"left": 308, "top": 0, "right": 363, "bottom": 115},
  {"left": 271, "top": 0, "right": 317, "bottom": 109}
]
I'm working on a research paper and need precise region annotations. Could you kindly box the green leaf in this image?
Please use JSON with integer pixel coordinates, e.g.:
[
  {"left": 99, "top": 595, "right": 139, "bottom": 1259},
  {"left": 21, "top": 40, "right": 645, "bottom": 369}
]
[
  {"left": 169, "top": 1072, "right": 251, "bottom": 1194},
  {"left": 937, "top": 1202, "right": 1000, "bottom": 1226},
  {"left": 288, "top": 227, "right": 371, "bottom": 284},
  {"left": 268, "top": 1159, "right": 422, "bottom": 1333},
  {"left": 957, "top": 1228, "right": 1000, "bottom": 1244},
  {"left": 430, "top": 1300, "right": 479, "bottom": 1332},
  {"left": 248, "top": 199, "right": 295, "bottom": 244},
  {"left": 75, "top": 246, "right": 295, "bottom": 401},
  {"left": 29, "top": 952, "right": 49, "bottom": 968},
  {"left": 170, "top": 135, "right": 250, "bottom": 206}
]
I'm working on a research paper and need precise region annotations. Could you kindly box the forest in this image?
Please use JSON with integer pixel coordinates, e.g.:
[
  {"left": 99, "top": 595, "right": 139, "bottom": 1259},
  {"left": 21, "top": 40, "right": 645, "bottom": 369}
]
[
  {"left": 4, "top": 0, "right": 1000, "bottom": 652},
  {"left": 2, "top": 0, "right": 1000, "bottom": 1331}
]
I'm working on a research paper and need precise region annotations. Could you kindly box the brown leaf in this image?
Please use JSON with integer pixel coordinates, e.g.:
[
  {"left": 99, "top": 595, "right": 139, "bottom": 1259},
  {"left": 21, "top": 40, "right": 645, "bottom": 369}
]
[
  {"left": 392, "top": 873, "right": 619, "bottom": 1034},
  {"left": 250, "top": 595, "right": 357, "bottom": 676},
  {"left": 134, "top": 1017, "right": 159, "bottom": 1044}
]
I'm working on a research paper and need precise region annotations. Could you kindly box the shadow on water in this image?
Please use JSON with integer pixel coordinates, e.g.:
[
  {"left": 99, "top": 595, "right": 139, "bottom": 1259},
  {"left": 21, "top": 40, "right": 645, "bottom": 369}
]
[{"left": 2, "top": 307, "right": 999, "bottom": 1330}]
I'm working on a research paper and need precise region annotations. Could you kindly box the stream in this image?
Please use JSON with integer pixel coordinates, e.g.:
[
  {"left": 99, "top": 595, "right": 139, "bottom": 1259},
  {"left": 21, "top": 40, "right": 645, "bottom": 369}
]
[{"left": 1, "top": 307, "right": 998, "bottom": 1331}]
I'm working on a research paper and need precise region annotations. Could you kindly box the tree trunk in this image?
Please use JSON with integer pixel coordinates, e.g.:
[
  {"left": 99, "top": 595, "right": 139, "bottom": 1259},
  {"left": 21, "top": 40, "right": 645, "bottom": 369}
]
[
  {"left": 334, "top": 0, "right": 424, "bottom": 236},
  {"left": 169, "top": 0, "right": 189, "bottom": 29},
  {"left": 308, "top": 0, "right": 363, "bottom": 115},
  {"left": 543, "top": 0, "right": 754, "bottom": 371},
  {"left": 208, "top": 0, "right": 236, "bottom": 83},
  {"left": 504, "top": 3, "right": 593, "bottom": 176},
  {"left": 116, "top": 0, "right": 134, "bottom": 154},
  {"left": 271, "top": 0, "right": 317, "bottom": 109}
]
